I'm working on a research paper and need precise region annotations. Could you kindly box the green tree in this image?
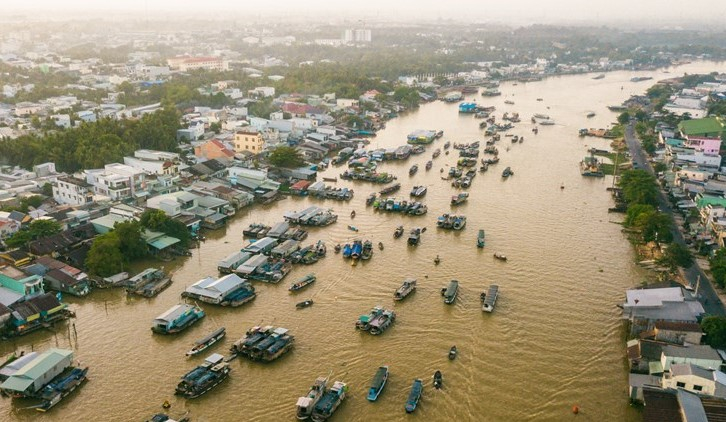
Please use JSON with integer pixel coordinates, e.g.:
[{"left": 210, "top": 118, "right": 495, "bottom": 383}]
[
  {"left": 5, "top": 219, "right": 62, "bottom": 248},
  {"left": 268, "top": 146, "right": 305, "bottom": 168},
  {"left": 710, "top": 248, "right": 726, "bottom": 288},
  {"left": 114, "top": 220, "right": 148, "bottom": 260},
  {"left": 140, "top": 209, "right": 190, "bottom": 248},
  {"left": 625, "top": 204, "right": 655, "bottom": 227},
  {"left": 41, "top": 182, "right": 53, "bottom": 197},
  {"left": 619, "top": 170, "right": 659, "bottom": 206},
  {"left": 635, "top": 211, "right": 673, "bottom": 243},
  {"left": 617, "top": 111, "right": 630, "bottom": 125},
  {"left": 657, "top": 243, "right": 694, "bottom": 271},
  {"left": 85, "top": 232, "right": 125, "bottom": 277},
  {"left": 702, "top": 316, "right": 726, "bottom": 349},
  {"left": 209, "top": 122, "right": 221, "bottom": 134}
]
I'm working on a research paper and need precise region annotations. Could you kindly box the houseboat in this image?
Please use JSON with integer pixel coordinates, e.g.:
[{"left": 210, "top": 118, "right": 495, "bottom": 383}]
[
  {"left": 243, "top": 236, "right": 278, "bottom": 255},
  {"left": 367, "top": 366, "right": 389, "bottom": 401},
  {"left": 290, "top": 274, "right": 316, "bottom": 292},
  {"left": 441, "top": 280, "right": 459, "bottom": 304},
  {"left": 243, "top": 223, "right": 271, "bottom": 238},
  {"left": 33, "top": 366, "right": 89, "bottom": 412},
  {"left": 394, "top": 279, "right": 417, "bottom": 301},
  {"left": 296, "top": 376, "right": 328, "bottom": 420},
  {"left": 126, "top": 268, "right": 172, "bottom": 298},
  {"left": 405, "top": 379, "right": 423, "bottom": 413},
  {"left": 175, "top": 353, "right": 230, "bottom": 399},
  {"left": 406, "top": 129, "right": 437, "bottom": 144},
  {"left": 186, "top": 327, "right": 226, "bottom": 357},
  {"left": 481, "top": 285, "right": 500, "bottom": 313},
  {"left": 218, "top": 251, "right": 251, "bottom": 274},
  {"left": 182, "top": 274, "right": 256, "bottom": 307},
  {"left": 230, "top": 326, "right": 294, "bottom": 362},
  {"left": 356, "top": 306, "right": 384, "bottom": 331},
  {"left": 369, "top": 309, "right": 396, "bottom": 335},
  {"left": 151, "top": 304, "right": 205, "bottom": 334},
  {"left": 311, "top": 381, "right": 347, "bottom": 422},
  {"left": 284, "top": 207, "right": 339, "bottom": 227}
]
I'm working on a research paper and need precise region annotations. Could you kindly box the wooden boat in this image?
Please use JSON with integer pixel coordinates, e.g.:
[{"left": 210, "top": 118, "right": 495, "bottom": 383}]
[
  {"left": 502, "top": 167, "right": 513, "bottom": 178},
  {"left": 434, "top": 255, "right": 440, "bottom": 265},
  {"left": 289, "top": 274, "right": 316, "bottom": 292},
  {"left": 379, "top": 183, "right": 401, "bottom": 195},
  {"left": 408, "top": 228, "right": 421, "bottom": 246},
  {"left": 477, "top": 230, "right": 485, "bottom": 248},
  {"left": 34, "top": 366, "right": 89, "bottom": 412},
  {"left": 175, "top": 353, "right": 230, "bottom": 399},
  {"left": 322, "top": 177, "right": 337, "bottom": 182},
  {"left": 433, "top": 370, "right": 443, "bottom": 389},
  {"left": 586, "top": 112, "right": 596, "bottom": 118},
  {"left": 334, "top": 244, "right": 341, "bottom": 254},
  {"left": 504, "top": 100, "right": 514, "bottom": 105},
  {"left": 409, "top": 164, "right": 418, "bottom": 176},
  {"left": 493, "top": 252, "right": 507, "bottom": 261},
  {"left": 366, "top": 193, "right": 377, "bottom": 206},
  {"left": 378, "top": 242, "right": 384, "bottom": 250},
  {"left": 425, "top": 160, "right": 433, "bottom": 170},
  {"left": 186, "top": 327, "right": 226, "bottom": 357},
  {"left": 451, "top": 192, "right": 469, "bottom": 206},
  {"left": 347, "top": 225, "right": 358, "bottom": 232},
  {"left": 405, "top": 379, "right": 423, "bottom": 413},
  {"left": 481, "top": 284, "right": 499, "bottom": 313},
  {"left": 350, "top": 210, "right": 356, "bottom": 219},
  {"left": 296, "top": 376, "right": 328, "bottom": 420},
  {"left": 296, "top": 300, "right": 314, "bottom": 309},
  {"left": 367, "top": 366, "right": 389, "bottom": 401},
  {"left": 441, "top": 280, "right": 458, "bottom": 304},
  {"left": 393, "top": 278, "right": 416, "bottom": 301},
  {"left": 394, "top": 226, "right": 404, "bottom": 238},
  {"left": 311, "top": 381, "right": 347, "bottom": 422},
  {"left": 449, "top": 346, "right": 457, "bottom": 360}
]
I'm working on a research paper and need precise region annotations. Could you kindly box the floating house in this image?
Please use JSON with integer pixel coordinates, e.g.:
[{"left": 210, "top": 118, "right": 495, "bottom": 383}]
[
  {"left": 151, "top": 304, "right": 205, "bottom": 334},
  {"left": 270, "top": 239, "right": 301, "bottom": 259},
  {"left": 182, "top": 274, "right": 256, "bottom": 307},
  {"left": 243, "top": 237, "right": 278, "bottom": 255},
  {"left": 217, "top": 251, "right": 252, "bottom": 274},
  {"left": 0, "top": 348, "right": 73, "bottom": 397},
  {"left": 406, "top": 130, "right": 437, "bottom": 145},
  {"left": 458, "top": 102, "right": 477, "bottom": 113}
]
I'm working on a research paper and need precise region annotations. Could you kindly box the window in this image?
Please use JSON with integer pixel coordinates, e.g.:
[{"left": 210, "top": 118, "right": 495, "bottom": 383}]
[
  {"left": 676, "top": 382, "right": 686, "bottom": 388},
  {"left": 693, "top": 385, "right": 703, "bottom": 391}
]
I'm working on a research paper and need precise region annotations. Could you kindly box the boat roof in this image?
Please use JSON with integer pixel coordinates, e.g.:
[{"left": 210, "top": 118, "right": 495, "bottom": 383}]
[
  {"left": 204, "top": 353, "right": 224, "bottom": 365},
  {"left": 296, "top": 396, "right": 313, "bottom": 407},
  {"left": 155, "top": 304, "right": 194, "bottom": 323},
  {"left": 186, "top": 274, "right": 247, "bottom": 300},
  {"left": 218, "top": 251, "right": 251, "bottom": 267},
  {"left": 0, "top": 348, "right": 73, "bottom": 393},
  {"left": 273, "top": 327, "right": 289, "bottom": 335}
]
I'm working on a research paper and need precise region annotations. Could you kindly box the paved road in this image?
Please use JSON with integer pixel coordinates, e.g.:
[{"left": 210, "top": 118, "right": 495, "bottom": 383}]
[{"left": 624, "top": 123, "right": 725, "bottom": 316}]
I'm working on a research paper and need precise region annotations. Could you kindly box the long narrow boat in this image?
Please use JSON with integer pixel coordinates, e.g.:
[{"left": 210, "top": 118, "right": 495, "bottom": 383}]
[
  {"left": 394, "top": 279, "right": 416, "bottom": 301},
  {"left": 441, "top": 280, "right": 458, "bottom": 304},
  {"left": 175, "top": 353, "right": 230, "bottom": 399},
  {"left": 367, "top": 366, "right": 389, "bottom": 401},
  {"left": 296, "top": 376, "right": 328, "bottom": 420},
  {"left": 477, "top": 230, "right": 485, "bottom": 248},
  {"left": 289, "top": 274, "right": 316, "bottom": 292},
  {"left": 481, "top": 285, "right": 500, "bottom": 313},
  {"left": 405, "top": 379, "right": 423, "bottom": 413},
  {"left": 186, "top": 327, "right": 226, "bottom": 357},
  {"left": 34, "top": 367, "right": 89, "bottom": 412}
]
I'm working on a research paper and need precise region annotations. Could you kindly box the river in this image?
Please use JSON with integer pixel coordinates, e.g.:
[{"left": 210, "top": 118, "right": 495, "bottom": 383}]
[{"left": 1, "top": 61, "right": 724, "bottom": 422}]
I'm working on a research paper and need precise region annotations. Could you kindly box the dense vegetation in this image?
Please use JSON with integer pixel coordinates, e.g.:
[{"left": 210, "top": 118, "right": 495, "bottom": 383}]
[
  {"left": 701, "top": 316, "right": 726, "bottom": 349},
  {"left": 5, "top": 219, "right": 62, "bottom": 249},
  {"left": 0, "top": 105, "right": 180, "bottom": 171},
  {"left": 619, "top": 170, "right": 674, "bottom": 245}
]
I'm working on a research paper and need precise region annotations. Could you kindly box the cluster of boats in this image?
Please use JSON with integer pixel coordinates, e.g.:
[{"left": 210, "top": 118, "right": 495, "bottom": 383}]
[
  {"left": 284, "top": 207, "right": 338, "bottom": 227},
  {"left": 340, "top": 169, "right": 395, "bottom": 184},
  {"left": 242, "top": 223, "right": 308, "bottom": 241},
  {"left": 371, "top": 197, "right": 428, "bottom": 215},
  {"left": 437, "top": 214, "right": 467, "bottom": 230},
  {"left": 125, "top": 268, "right": 172, "bottom": 298},
  {"left": 340, "top": 240, "right": 375, "bottom": 261},
  {"left": 229, "top": 326, "right": 295, "bottom": 362},
  {"left": 356, "top": 306, "right": 396, "bottom": 335}
]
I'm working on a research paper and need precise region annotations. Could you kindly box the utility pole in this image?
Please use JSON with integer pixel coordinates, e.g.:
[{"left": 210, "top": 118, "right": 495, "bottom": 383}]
[{"left": 695, "top": 274, "right": 701, "bottom": 296}]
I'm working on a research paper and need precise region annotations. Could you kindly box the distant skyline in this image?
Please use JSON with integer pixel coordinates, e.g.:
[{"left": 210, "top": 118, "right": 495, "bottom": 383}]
[{"left": 5, "top": 0, "right": 726, "bottom": 27}]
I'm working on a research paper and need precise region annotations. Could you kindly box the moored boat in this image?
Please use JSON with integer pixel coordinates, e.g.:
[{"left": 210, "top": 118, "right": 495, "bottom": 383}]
[
  {"left": 230, "top": 326, "right": 294, "bottom": 362},
  {"left": 394, "top": 225, "right": 404, "bottom": 238},
  {"left": 296, "top": 376, "right": 328, "bottom": 420},
  {"left": 186, "top": 327, "right": 226, "bottom": 357},
  {"left": 289, "top": 274, "right": 316, "bottom": 292},
  {"left": 409, "top": 164, "right": 418, "bottom": 176},
  {"left": 441, "top": 280, "right": 459, "bottom": 304},
  {"left": 369, "top": 309, "right": 396, "bottom": 335},
  {"left": 34, "top": 366, "right": 89, "bottom": 412},
  {"left": 175, "top": 353, "right": 230, "bottom": 399},
  {"left": 367, "top": 366, "right": 389, "bottom": 401},
  {"left": 477, "top": 229, "right": 486, "bottom": 248},
  {"left": 410, "top": 185, "right": 427, "bottom": 197},
  {"left": 481, "top": 284, "right": 500, "bottom": 313},
  {"left": 311, "top": 381, "right": 347, "bottom": 422},
  {"left": 361, "top": 240, "right": 374, "bottom": 260},
  {"left": 394, "top": 278, "right": 417, "bottom": 301},
  {"left": 379, "top": 183, "right": 401, "bottom": 195},
  {"left": 405, "top": 379, "right": 423, "bottom": 413},
  {"left": 151, "top": 304, "right": 205, "bottom": 335}
]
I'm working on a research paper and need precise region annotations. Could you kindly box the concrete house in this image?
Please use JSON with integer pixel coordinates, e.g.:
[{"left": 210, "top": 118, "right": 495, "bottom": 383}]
[
  {"left": 662, "top": 363, "right": 726, "bottom": 398},
  {"left": 660, "top": 345, "right": 722, "bottom": 372},
  {"left": 233, "top": 130, "right": 265, "bottom": 154}
]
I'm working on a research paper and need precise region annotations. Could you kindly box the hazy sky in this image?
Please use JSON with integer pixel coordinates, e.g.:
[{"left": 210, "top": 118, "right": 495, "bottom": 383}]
[{"left": 5, "top": 0, "right": 726, "bottom": 26}]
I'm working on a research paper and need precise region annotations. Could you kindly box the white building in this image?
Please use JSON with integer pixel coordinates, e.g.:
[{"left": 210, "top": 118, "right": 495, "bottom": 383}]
[
  {"left": 52, "top": 176, "right": 94, "bottom": 206},
  {"left": 84, "top": 163, "right": 146, "bottom": 201},
  {"left": 662, "top": 363, "right": 726, "bottom": 398},
  {"left": 167, "top": 56, "right": 228, "bottom": 72}
]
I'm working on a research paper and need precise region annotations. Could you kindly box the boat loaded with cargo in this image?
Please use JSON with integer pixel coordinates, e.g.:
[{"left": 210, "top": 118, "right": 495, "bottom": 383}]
[
  {"left": 174, "top": 353, "right": 230, "bottom": 399},
  {"left": 33, "top": 366, "right": 89, "bottom": 412},
  {"left": 394, "top": 278, "right": 416, "bottom": 301},
  {"left": 405, "top": 379, "right": 423, "bottom": 413},
  {"left": 311, "top": 381, "right": 347, "bottom": 422},
  {"left": 481, "top": 285, "right": 500, "bottom": 313},
  {"left": 441, "top": 280, "right": 459, "bottom": 304},
  {"left": 230, "top": 326, "right": 295, "bottom": 362},
  {"left": 289, "top": 274, "right": 316, "bottom": 292},
  {"left": 296, "top": 376, "right": 328, "bottom": 420}
]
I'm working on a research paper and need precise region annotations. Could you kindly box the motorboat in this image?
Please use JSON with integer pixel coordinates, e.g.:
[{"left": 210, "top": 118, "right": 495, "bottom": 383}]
[{"left": 367, "top": 366, "right": 389, "bottom": 401}]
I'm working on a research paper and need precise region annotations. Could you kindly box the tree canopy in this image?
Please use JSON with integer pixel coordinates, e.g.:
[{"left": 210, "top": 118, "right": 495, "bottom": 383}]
[
  {"left": 619, "top": 170, "right": 659, "bottom": 206},
  {"left": 140, "top": 209, "right": 191, "bottom": 248},
  {"left": 5, "top": 219, "right": 62, "bottom": 248},
  {"left": 85, "top": 232, "right": 125, "bottom": 277},
  {"left": 702, "top": 316, "right": 726, "bottom": 349},
  {"left": 268, "top": 146, "right": 305, "bottom": 168}
]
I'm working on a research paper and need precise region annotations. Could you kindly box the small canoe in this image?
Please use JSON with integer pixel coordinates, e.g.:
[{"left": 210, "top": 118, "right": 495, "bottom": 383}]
[
  {"left": 378, "top": 242, "right": 384, "bottom": 250},
  {"left": 289, "top": 274, "right": 316, "bottom": 292},
  {"left": 449, "top": 346, "right": 457, "bottom": 360},
  {"left": 433, "top": 370, "right": 443, "bottom": 389},
  {"left": 186, "top": 327, "right": 226, "bottom": 357},
  {"left": 348, "top": 225, "right": 359, "bottom": 232},
  {"left": 296, "top": 300, "right": 314, "bottom": 309}
]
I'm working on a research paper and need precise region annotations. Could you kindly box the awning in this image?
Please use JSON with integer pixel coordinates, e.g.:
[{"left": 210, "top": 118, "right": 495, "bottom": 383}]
[{"left": 149, "top": 236, "right": 181, "bottom": 250}]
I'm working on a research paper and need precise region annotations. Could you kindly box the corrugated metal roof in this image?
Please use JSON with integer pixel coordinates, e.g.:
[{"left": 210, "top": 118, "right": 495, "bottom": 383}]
[
  {"left": 0, "top": 348, "right": 72, "bottom": 392},
  {"left": 149, "top": 235, "right": 180, "bottom": 250}
]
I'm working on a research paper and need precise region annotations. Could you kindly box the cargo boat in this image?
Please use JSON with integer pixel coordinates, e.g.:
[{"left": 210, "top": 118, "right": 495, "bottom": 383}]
[
  {"left": 125, "top": 268, "right": 172, "bottom": 298},
  {"left": 230, "top": 326, "right": 294, "bottom": 362},
  {"left": 311, "top": 381, "right": 347, "bottom": 422},
  {"left": 151, "top": 304, "right": 205, "bottom": 334},
  {"left": 296, "top": 376, "right": 328, "bottom": 420},
  {"left": 405, "top": 379, "right": 423, "bottom": 413},
  {"left": 34, "top": 366, "right": 89, "bottom": 412},
  {"left": 481, "top": 284, "right": 499, "bottom": 312},
  {"left": 186, "top": 327, "right": 226, "bottom": 357},
  {"left": 394, "top": 279, "right": 416, "bottom": 301},
  {"left": 441, "top": 280, "right": 459, "bottom": 304},
  {"left": 367, "top": 366, "right": 389, "bottom": 401},
  {"left": 175, "top": 353, "right": 230, "bottom": 399}
]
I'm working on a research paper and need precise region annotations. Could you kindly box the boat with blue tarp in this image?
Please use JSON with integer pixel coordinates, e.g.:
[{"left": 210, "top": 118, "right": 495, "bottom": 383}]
[
  {"left": 367, "top": 366, "right": 389, "bottom": 401},
  {"left": 311, "top": 381, "right": 347, "bottom": 422},
  {"left": 405, "top": 379, "right": 423, "bottom": 413},
  {"left": 175, "top": 353, "right": 230, "bottom": 399}
]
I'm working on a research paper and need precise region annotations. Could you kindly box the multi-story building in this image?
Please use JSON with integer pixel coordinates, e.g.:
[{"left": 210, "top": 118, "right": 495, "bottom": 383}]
[
  {"left": 123, "top": 150, "right": 179, "bottom": 176},
  {"left": 233, "top": 130, "right": 265, "bottom": 154},
  {"left": 52, "top": 176, "right": 94, "bottom": 206},
  {"left": 84, "top": 163, "right": 146, "bottom": 201},
  {"left": 167, "top": 56, "right": 228, "bottom": 72}
]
